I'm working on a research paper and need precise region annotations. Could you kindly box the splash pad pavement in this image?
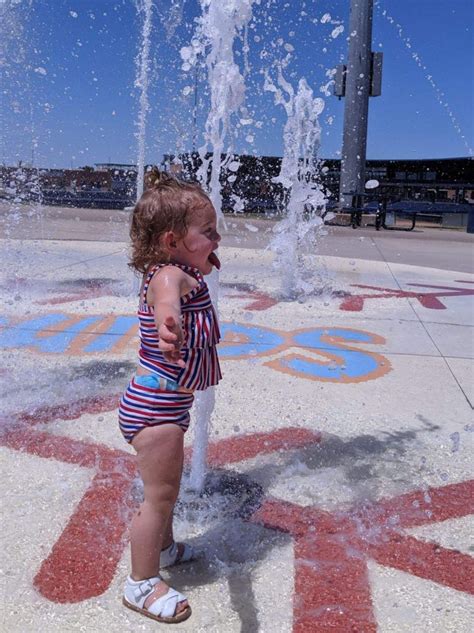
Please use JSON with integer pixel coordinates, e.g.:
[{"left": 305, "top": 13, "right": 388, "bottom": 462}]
[{"left": 1, "top": 210, "right": 473, "bottom": 632}]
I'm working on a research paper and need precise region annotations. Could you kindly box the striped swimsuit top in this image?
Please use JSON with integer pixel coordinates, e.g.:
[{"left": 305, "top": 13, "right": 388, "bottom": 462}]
[{"left": 137, "top": 263, "right": 222, "bottom": 391}]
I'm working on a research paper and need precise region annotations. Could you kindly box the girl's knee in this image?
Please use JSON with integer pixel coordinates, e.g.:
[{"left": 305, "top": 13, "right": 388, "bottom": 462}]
[
  {"left": 144, "top": 481, "right": 180, "bottom": 508},
  {"left": 134, "top": 426, "right": 184, "bottom": 502}
]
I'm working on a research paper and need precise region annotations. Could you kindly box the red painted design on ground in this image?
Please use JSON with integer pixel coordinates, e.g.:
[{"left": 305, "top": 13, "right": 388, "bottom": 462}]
[
  {"left": 2, "top": 398, "right": 473, "bottom": 630},
  {"left": 36, "top": 466, "right": 136, "bottom": 603},
  {"left": 37, "top": 279, "right": 280, "bottom": 311},
  {"left": 252, "top": 479, "right": 474, "bottom": 632},
  {"left": 340, "top": 281, "right": 474, "bottom": 312},
  {"left": 35, "top": 280, "right": 119, "bottom": 306},
  {"left": 14, "top": 393, "right": 120, "bottom": 427},
  {"left": 37, "top": 289, "right": 115, "bottom": 305},
  {"left": 222, "top": 282, "right": 279, "bottom": 311},
  {"left": 8, "top": 271, "right": 474, "bottom": 319},
  {"left": 219, "top": 280, "right": 474, "bottom": 313},
  {"left": 2, "top": 425, "right": 136, "bottom": 603},
  {"left": 228, "top": 290, "right": 279, "bottom": 311},
  {"left": 27, "top": 276, "right": 474, "bottom": 314},
  {"left": 206, "top": 427, "right": 321, "bottom": 466},
  {"left": 2, "top": 399, "right": 320, "bottom": 604}
]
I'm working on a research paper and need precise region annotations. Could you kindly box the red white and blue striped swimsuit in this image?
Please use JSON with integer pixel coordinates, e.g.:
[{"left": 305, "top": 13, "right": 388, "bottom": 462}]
[{"left": 118, "top": 263, "right": 222, "bottom": 443}]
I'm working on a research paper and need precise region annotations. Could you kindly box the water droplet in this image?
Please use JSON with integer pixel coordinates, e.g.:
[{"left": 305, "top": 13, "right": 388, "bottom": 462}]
[{"left": 449, "top": 432, "right": 460, "bottom": 452}]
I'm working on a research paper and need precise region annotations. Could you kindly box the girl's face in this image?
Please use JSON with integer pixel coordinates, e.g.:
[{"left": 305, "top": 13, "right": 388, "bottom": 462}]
[{"left": 171, "top": 202, "right": 221, "bottom": 275}]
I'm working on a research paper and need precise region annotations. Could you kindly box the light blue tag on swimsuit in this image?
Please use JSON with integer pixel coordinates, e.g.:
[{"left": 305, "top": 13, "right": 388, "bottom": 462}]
[{"left": 135, "top": 374, "right": 179, "bottom": 391}]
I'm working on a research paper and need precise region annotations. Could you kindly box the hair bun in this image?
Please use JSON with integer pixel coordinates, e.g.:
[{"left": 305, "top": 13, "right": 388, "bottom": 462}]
[{"left": 143, "top": 166, "right": 174, "bottom": 190}]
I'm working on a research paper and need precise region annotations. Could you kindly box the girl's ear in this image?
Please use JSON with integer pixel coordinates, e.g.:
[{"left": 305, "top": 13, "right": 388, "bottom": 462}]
[{"left": 162, "top": 230, "right": 178, "bottom": 252}]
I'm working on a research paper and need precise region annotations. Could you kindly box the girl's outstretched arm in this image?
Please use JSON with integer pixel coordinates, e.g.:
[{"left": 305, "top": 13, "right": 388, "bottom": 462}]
[{"left": 148, "top": 267, "right": 188, "bottom": 368}]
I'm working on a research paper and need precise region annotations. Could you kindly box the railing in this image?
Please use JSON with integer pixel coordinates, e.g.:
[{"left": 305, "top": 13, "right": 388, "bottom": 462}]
[
  {"left": 40, "top": 190, "right": 134, "bottom": 210},
  {"left": 325, "top": 193, "right": 472, "bottom": 231}
]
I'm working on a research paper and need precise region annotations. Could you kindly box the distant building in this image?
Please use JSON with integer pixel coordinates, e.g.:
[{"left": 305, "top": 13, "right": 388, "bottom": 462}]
[
  {"left": 0, "top": 164, "right": 136, "bottom": 209},
  {"left": 321, "top": 157, "right": 474, "bottom": 205},
  {"left": 94, "top": 163, "right": 138, "bottom": 197},
  {"left": 94, "top": 163, "right": 137, "bottom": 172},
  {"left": 165, "top": 153, "right": 473, "bottom": 212},
  {"left": 1, "top": 156, "right": 472, "bottom": 211}
]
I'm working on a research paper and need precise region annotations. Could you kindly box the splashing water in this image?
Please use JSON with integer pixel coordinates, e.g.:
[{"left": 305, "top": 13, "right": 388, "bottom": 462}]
[
  {"left": 162, "top": 0, "right": 184, "bottom": 40},
  {"left": 188, "top": 388, "right": 216, "bottom": 493},
  {"left": 183, "top": 0, "right": 255, "bottom": 492},
  {"left": 449, "top": 432, "right": 460, "bottom": 453},
  {"left": 379, "top": 5, "right": 473, "bottom": 156},
  {"left": 265, "top": 71, "right": 328, "bottom": 298},
  {"left": 135, "top": 0, "right": 153, "bottom": 201},
  {"left": 181, "top": 0, "right": 255, "bottom": 206},
  {"left": 1, "top": 2, "right": 46, "bottom": 248}
]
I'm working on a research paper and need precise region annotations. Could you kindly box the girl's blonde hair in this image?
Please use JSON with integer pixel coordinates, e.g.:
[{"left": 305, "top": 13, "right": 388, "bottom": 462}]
[{"left": 129, "top": 166, "right": 210, "bottom": 273}]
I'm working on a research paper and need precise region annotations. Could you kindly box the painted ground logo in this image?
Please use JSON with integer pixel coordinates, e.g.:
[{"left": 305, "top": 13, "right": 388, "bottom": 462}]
[
  {"left": 220, "top": 323, "right": 390, "bottom": 382},
  {"left": 2, "top": 406, "right": 473, "bottom": 632},
  {"left": 0, "top": 314, "right": 391, "bottom": 383}
]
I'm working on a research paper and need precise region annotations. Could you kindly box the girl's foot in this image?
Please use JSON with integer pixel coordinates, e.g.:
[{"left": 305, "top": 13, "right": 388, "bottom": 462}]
[
  {"left": 123, "top": 575, "right": 191, "bottom": 623},
  {"left": 160, "top": 541, "right": 197, "bottom": 568}
]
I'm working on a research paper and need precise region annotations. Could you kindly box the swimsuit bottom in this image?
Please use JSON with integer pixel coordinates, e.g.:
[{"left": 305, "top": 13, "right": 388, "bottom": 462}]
[{"left": 118, "top": 376, "right": 194, "bottom": 444}]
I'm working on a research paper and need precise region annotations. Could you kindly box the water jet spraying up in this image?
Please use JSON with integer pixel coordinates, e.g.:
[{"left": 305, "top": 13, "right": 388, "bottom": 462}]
[
  {"left": 183, "top": 0, "right": 256, "bottom": 492},
  {"left": 135, "top": 0, "right": 153, "bottom": 201},
  {"left": 265, "top": 72, "right": 328, "bottom": 299}
]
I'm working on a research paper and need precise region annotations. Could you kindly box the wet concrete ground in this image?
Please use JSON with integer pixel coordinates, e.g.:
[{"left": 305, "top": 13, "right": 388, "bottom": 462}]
[
  {"left": 1, "top": 201, "right": 473, "bottom": 272},
  {"left": 1, "top": 204, "right": 473, "bottom": 632}
]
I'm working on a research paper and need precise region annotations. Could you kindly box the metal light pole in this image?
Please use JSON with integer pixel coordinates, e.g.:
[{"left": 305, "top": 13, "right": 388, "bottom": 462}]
[{"left": 336, "top": 0, "right": 382, "bottom": 206}]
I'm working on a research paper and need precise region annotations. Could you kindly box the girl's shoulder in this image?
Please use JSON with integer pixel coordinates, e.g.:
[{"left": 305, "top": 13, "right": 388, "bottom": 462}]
[
  {"left": 150, "top": 262, "right": 200, "bottom": 284},
  {"left": 147, "top": 263, "right": 200, "bottom": 300},
  {"left": 149, "top": 262, "right": 186, "bottom": 279}
]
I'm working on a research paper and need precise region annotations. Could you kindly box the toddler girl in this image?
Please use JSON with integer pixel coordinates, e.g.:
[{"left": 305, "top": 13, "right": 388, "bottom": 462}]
[{"left": 118, "top": 167, "right": 222, "bottom": 623}]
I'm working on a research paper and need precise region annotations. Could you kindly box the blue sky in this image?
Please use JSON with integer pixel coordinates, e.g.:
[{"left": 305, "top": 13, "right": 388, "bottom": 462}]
[{"left": 2, "top": 0, "right": 473, "bottom": 169}]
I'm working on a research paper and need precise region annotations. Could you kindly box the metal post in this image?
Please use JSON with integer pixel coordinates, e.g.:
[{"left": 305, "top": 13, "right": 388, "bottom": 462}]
[{"left": 339, "top": 0, "right": 374, "bottom": 205}]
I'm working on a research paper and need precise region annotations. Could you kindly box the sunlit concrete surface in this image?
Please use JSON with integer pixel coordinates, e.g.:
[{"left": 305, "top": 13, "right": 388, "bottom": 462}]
[{"left": 1, "top": 207, "right": 473, "bottom": 632}]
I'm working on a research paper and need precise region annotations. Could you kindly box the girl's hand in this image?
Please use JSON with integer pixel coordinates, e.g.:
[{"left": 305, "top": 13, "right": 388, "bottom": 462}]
[{"left": 158, "top": 315, "right": 186, "bottom": 367}]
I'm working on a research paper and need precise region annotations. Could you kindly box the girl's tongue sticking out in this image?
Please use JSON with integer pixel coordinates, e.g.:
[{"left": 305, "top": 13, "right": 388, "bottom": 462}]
[{"left": 208, "top": 251, "right": 221, "bottom": 270}]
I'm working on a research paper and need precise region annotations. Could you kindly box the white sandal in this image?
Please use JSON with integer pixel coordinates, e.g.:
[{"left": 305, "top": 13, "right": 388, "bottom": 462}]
[
  {"left": 123, "top": 575, "right": 191, "bottom": 623},
  {"left": 160, "top": 541, "right": 196, "bottom": 569}
]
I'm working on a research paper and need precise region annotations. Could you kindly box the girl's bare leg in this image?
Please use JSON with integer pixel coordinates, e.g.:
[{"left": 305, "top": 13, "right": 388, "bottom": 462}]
[
  {"left": 130, "top": 423, "right": 188, "bottom": 613},
  {"left": 161, "top": 511, "right": 191, "bottom": 562},
  {"left": 162, "top": 511, "right": 174, "bottom": 550}
]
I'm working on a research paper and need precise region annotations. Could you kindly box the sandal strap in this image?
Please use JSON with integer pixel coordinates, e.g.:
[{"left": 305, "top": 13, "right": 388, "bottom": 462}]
[
  {"left": 162, "top": 541, "right": 178, "bottom": 559},
  {"left": 160, "top": 541, "right": 195, "bottom": 568},
  {"left": 147, "top": 587, "right": 187, "bottom": 619},
  {"left": 126, "top": 575, "right": 162, "bottom": 608},
  {"left": 124, "top": 575, "right": 187, "bottom": 619}
]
